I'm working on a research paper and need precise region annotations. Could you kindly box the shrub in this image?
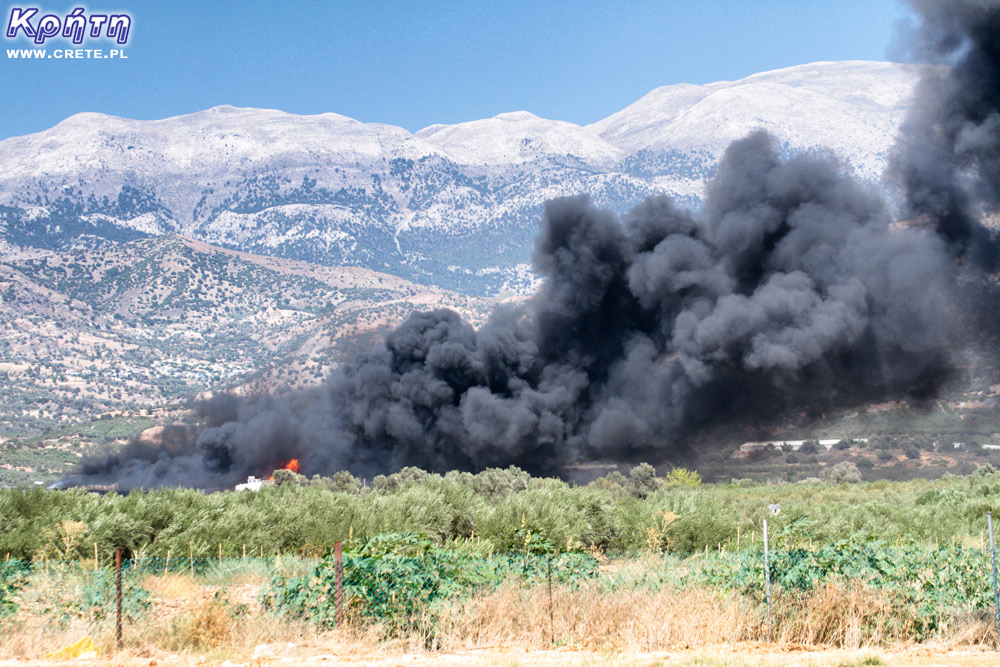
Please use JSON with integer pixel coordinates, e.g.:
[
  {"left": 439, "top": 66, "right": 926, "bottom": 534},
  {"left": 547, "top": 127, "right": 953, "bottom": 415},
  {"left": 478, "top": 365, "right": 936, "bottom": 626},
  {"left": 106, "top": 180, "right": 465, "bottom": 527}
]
[
  {"left": 468, "top": 466, "right": 532, "bottom": 499},
  {"left": 748, "top": 445, "right": 782, "bottom": 461},
  {"left": 264, "top": 533, "right": 599, "bottom": 635},
  {"left": 272, "top": 469, "right": 307, "bottom": 487},
  {"left": 0, "top": 561, "right": 30, "bottom": 617},
  {"left": 589, "top": 470, "right": 627, "bottom": 492},
  {"left": 372, "top": 466, "right": 434, "bottom": 492},
  {"left": 800, "top": 441, "right": 820, "bottom": 454},
  {"left": 663, "top": 467, "right": 701, "bottom": 487},
  {"left": 628, "top": 463, "right": 659, "bottom": 498},
  {"left": 822, "top": 462, "right": 861, "bottom": 484}
]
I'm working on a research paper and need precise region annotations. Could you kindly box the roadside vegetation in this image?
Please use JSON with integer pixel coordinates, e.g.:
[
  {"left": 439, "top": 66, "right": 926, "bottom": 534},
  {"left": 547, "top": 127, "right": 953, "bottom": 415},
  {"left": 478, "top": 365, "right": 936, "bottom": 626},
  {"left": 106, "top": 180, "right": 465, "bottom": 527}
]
[{"left": 4, "top": 462, "right": 1000, "bottom": 561}]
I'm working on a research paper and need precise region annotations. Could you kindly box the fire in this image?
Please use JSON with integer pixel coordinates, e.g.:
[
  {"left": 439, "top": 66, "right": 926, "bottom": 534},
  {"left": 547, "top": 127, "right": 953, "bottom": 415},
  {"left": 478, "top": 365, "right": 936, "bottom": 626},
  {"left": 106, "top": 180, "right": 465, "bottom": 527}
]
[{"left": 268, "top": 458, "right": 300, "bottom": 481}]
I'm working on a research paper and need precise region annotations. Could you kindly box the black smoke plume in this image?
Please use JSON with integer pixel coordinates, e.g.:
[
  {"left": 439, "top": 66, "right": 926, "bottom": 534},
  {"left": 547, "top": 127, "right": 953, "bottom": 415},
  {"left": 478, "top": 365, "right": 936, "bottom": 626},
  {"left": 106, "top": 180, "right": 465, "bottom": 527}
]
[
  {"left": 72, "top": 0, "right": 1000, "bottom": 490},
  {"left": 892, "top": 0, "right": 1000, "bottom": 269},
  {"left": 74, "top": 130, "right": 956, "bottom": 489}
]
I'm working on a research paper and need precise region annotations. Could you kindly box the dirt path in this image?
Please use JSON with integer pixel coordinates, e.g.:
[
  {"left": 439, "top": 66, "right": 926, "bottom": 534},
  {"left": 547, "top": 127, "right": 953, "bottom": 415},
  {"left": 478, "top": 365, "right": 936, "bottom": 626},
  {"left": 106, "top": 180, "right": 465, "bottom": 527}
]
[{"left": 5, "top": 644, "right": 1000, "bottom": 667}]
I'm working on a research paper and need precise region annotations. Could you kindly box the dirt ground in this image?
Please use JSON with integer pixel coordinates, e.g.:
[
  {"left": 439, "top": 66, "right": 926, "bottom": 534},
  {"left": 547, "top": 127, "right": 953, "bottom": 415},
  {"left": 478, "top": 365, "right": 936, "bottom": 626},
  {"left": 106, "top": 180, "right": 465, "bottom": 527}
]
[{"left": 5, "top": 644, "right": 1000, "bottom": 667}]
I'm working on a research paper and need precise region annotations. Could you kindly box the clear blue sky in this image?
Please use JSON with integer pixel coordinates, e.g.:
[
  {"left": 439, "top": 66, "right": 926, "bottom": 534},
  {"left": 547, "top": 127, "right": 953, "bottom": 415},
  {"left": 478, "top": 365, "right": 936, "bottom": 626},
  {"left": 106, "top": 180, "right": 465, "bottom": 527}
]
[{"left": 1, "top": 0, "right": 916, "bottom": 140}]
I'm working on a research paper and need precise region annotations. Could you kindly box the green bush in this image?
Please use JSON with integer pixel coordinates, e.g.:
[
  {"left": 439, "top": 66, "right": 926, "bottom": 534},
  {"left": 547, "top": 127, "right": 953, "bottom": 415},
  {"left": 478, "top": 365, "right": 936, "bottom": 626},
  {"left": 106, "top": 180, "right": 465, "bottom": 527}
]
[
  {"left": 6, "top": 465, "right": 1000, "bottom": 560},
  {"left": 0, "top": 560, "right": 30, "bottom": 617},
  {"left": 263, "top": 533, "right": 599, "bottom": 636},
  {"left": 822, "top": 462, "right": 861, "bottom": 484},
  {"left": 684, "top": 540, "right": 994, "bottom": 640}
]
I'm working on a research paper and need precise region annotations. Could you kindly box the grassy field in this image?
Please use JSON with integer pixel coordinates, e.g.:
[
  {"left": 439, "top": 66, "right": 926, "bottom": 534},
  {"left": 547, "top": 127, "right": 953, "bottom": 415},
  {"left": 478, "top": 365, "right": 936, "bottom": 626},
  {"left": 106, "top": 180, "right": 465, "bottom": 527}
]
[
  {"left": 5, "top": 465, "right": 1000, "bottom": 664},
  {"left": 2, "top": 552, "right": 998, "bottom": 664}
]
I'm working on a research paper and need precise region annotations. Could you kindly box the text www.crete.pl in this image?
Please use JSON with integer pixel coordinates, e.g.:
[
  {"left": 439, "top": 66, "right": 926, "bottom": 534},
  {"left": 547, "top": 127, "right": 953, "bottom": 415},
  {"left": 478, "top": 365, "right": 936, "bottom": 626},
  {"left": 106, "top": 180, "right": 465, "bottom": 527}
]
[{"left": 7, "top": 48, "right": 127, "bottom": 58}]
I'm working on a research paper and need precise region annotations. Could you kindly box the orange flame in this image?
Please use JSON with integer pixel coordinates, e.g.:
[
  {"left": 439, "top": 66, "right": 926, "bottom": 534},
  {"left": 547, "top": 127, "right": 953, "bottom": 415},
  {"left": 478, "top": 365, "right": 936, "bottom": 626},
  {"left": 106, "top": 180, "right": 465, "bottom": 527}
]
[{"left": 268, "top": 458, "right": 301, "bottom": 481}]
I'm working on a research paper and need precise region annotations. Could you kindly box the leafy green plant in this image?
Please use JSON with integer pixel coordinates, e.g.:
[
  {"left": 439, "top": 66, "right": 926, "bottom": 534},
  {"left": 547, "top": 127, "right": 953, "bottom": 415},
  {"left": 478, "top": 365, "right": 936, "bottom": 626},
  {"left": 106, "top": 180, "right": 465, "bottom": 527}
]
[
  {"left": 264, "top": 532, "right": 598, "bottom": 637},
  {"left": 680, "top": 539, "right": 996, "bottom": 640},
  {"left": 0, "top": 560, "right": 31, "bottom": 617}
]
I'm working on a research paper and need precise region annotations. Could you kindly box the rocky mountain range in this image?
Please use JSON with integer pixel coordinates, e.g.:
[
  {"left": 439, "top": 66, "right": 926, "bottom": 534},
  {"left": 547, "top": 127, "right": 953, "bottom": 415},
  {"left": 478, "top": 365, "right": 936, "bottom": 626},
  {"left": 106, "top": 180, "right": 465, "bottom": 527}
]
[{"left": 0, "top": 61, "right": 925, "bottom": 295}]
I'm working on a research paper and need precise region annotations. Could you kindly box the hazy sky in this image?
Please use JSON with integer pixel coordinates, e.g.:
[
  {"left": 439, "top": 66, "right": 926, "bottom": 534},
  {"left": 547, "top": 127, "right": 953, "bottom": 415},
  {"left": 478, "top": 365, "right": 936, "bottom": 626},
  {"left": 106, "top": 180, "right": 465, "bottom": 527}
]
[{"left": 0, "top": 0, "right": 917, "bottom": 140}]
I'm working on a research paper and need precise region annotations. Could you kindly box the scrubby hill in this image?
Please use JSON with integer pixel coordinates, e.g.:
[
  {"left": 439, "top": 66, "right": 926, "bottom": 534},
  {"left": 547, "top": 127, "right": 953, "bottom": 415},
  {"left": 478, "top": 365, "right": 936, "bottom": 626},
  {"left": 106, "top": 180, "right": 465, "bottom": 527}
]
[{"left": 0, "top": 236, "right": 503, "bottom": 484}]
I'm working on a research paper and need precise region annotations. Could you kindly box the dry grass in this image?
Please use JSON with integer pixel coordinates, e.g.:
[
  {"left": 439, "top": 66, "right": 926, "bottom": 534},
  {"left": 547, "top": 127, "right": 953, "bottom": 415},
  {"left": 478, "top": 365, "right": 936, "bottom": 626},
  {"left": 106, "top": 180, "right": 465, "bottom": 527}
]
[
  {"left": 429, "top": 581, "right": 995, "bottom": 653},
  {"left": 772, "top": 582, "right": 909, "bottom": 648},
  {"left": 125, "top": 571, "right": 318, "bottom": 657},
  {"left": 430, "top": 585, "right": 753, "bottom": 651},
  {"left": 0, "top": 567, "right": 321, "bottom": 661},
  {"left": 139, "top": 572, "right": 202, "bottom": 600},
  {"left": 2, "top": 564, "right": 997, "bottom": 662}
]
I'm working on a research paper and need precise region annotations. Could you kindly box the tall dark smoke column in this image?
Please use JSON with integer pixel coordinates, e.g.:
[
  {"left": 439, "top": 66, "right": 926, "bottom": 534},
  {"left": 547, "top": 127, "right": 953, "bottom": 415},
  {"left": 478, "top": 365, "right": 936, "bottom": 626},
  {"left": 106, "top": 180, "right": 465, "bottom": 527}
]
[
  {"left": 75, "top": 0, "right": 1000, "bottom": 491},
  {"left": 893, "top": 0, "right": 1000, "bottom": 269},
  {"left": 73, "top": 129, "right": 955, "bottom": 490}
]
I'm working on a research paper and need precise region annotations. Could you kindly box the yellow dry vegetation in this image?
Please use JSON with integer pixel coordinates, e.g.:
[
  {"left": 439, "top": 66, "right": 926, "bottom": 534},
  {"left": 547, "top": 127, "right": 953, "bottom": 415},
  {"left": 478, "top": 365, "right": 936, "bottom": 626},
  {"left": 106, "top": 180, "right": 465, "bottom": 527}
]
[{"left": 2, "top": 568, "right": 999, "bottom": 665}]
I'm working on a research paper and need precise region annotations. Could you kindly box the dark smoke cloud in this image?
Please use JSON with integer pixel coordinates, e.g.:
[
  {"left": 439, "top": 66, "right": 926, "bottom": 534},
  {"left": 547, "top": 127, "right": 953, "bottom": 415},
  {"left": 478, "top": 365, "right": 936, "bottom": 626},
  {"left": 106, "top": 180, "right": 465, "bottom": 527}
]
[
  {"left": 892, "top": 0, "right": 1000, "bottom": 269},
  {"left": 73, "top": 0, "right": 1000, "bottom": 490},
  {"left": 74, "top": 131, "right": 955, "bottom": 489}
]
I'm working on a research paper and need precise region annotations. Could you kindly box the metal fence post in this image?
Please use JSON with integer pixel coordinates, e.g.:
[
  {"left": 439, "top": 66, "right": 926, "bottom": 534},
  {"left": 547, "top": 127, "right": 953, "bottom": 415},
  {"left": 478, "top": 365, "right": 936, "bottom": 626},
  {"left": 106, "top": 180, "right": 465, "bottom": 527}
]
[
  {"left": 115, "top": 547, "right": 123, "bottom": 650},
  {"left": 763, "top": 518, "right": 773, "bottom": 643},
  {"left": 988, "top": 512, "right": 1000, "bottom": 644},
  {"left": 334, "top": 541, "right": 344, "bottom": 627},
  {"left": 547, "top": 554, "right": 555, "bottom": 645}
]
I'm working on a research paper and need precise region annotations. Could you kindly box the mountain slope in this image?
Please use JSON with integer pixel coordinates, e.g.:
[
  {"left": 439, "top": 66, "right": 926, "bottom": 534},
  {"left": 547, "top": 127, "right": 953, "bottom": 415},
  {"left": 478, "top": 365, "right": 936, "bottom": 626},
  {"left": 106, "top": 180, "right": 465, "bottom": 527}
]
[
  {"left": 0, "top": 61, "right": 926, "bottom": 294},
  {"left": 591, "top": 62, "right": 919, "bottom": 166},
  {"left": 0, "top": 235, "right": 501, "bottom": 438}
]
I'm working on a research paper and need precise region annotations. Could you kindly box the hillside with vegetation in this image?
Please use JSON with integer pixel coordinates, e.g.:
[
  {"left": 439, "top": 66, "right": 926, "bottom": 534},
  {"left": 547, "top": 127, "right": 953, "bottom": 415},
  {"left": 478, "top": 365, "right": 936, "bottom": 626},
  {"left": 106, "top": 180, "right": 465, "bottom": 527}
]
[
  {"left": 2, "top": 235, "right": 999, "bottom": 488},
  {"left": 0, "top": 236, "right": 503, "bottom": 485}
]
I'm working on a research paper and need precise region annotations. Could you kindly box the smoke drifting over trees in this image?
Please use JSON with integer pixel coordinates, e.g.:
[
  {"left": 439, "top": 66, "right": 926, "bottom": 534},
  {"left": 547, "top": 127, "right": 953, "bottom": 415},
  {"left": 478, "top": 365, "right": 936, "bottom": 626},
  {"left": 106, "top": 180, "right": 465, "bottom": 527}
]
[
  {"left": 893, "top": 0, "right": 1000, "bottom": 268},
  {"left": 74, "top": 0, "right": 1000, "bottom": 489}
]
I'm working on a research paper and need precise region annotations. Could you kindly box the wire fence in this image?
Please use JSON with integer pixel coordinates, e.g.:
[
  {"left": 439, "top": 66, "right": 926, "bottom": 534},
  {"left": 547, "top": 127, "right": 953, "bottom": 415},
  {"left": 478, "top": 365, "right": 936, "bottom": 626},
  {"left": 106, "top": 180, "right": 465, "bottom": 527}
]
[{"left": 4, "top": 529, "right": 1000, "bottom": 654}]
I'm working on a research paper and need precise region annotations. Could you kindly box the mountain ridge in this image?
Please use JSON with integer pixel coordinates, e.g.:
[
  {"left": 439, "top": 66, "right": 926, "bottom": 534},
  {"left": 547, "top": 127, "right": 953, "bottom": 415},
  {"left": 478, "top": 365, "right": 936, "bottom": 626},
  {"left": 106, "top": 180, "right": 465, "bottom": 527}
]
[{"left": 0, "top": 60, "right": 926, "bottom": 294}]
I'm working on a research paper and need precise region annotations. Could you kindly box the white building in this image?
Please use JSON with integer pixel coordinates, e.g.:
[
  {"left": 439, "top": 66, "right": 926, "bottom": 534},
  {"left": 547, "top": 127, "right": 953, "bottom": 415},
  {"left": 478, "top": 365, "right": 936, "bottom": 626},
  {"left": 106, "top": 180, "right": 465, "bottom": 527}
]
[
  {"left": 235, "top": 475, "right": 268, "bottom": 492},
  {"left": 738, "top": 438, "right": 867, "bottom": 453}
]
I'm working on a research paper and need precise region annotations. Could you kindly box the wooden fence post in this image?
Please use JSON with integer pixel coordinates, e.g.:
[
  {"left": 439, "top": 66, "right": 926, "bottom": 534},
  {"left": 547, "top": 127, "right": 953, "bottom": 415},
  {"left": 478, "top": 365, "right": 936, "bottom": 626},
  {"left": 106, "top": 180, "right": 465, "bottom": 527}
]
[{"left": 115, "top": 547, "right": 123, "bottom": 650}]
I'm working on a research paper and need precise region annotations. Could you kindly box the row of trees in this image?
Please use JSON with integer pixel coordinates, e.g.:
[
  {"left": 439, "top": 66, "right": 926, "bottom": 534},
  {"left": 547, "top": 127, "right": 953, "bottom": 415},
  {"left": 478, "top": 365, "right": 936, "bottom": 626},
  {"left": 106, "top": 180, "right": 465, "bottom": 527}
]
[
  {"left": 2, "top": 463, "right": 1000, "bottom": 561},
  {"left": 272, "top": 462, "right": 701, "bottom": 500}
]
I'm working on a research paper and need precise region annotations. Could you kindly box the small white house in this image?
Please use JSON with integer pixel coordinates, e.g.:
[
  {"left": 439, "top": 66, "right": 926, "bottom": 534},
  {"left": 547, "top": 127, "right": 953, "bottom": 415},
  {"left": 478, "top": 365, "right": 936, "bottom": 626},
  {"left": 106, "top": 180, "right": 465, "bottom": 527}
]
[{"left": 235, "top": 476, "right": 267, "bottom": 492}]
